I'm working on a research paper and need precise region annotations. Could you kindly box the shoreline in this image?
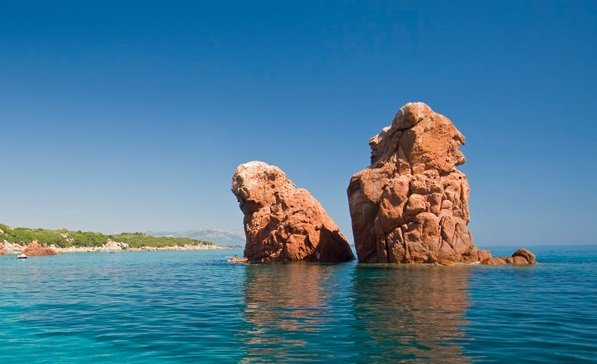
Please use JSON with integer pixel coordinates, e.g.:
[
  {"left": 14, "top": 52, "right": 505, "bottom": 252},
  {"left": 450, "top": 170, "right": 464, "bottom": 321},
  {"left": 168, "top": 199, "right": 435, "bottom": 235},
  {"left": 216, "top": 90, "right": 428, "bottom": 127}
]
[
  {"left": 56, "top": 244, "right": 229, "bottom": 253},
  {"left": 1, "top": 243, "right": 231, "bottom": 255}
]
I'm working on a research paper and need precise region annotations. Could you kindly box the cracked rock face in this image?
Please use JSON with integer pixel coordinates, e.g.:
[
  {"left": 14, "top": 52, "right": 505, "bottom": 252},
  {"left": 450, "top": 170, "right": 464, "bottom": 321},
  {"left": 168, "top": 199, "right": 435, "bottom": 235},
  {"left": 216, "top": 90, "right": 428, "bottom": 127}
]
[
  {"left": 232, "top": 161, "right": 355, "bottom": 263},
  {"left": 348, "top": 102, "right": 535, "bottom": 265}
]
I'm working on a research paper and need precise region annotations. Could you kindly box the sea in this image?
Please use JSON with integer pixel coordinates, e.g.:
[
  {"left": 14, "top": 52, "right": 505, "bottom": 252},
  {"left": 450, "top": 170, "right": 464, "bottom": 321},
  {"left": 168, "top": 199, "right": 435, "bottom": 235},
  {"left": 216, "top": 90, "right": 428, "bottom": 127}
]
[{"left": 0, "top": 246, "right": 595, "bottom": 363}]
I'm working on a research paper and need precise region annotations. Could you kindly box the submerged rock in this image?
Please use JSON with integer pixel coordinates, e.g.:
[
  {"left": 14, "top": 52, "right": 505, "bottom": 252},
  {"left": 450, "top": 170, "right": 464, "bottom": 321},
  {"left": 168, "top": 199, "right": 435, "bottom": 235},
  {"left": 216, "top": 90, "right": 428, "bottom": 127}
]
[
  {"left": 348, "top": 102, "right": 535, "bottom": 265},
  {"left": 23, "top": 240, "right": 58, "bottom": 256},
  {"left": 232, "top": 161, "right": 354, "bottom": 263}
]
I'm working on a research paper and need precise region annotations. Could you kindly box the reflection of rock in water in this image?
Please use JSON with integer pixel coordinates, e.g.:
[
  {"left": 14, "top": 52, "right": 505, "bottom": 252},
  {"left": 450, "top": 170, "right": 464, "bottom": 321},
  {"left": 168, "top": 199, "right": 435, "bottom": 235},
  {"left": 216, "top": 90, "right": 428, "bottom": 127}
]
[
  {"left": 241, "top": 263, "right": 336, "bottom": 362},
  {"left": 353, "top": 266, "right": 470, "bottom": 363},
  {"left": 241, "top": 264, "right": 470, "bottom": 362}
]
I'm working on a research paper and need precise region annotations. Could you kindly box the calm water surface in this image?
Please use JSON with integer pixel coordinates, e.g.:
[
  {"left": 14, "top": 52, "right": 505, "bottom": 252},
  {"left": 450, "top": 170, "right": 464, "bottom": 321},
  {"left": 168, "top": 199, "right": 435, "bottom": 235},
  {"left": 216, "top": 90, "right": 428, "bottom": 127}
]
[{"left": 0, "top": 246, "right": 595, "bottom": 363}]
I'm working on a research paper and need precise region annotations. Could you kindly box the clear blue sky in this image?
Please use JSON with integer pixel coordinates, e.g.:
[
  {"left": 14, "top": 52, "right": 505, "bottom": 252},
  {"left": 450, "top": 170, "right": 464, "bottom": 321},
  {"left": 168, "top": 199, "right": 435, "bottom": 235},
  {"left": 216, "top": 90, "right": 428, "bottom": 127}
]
[{"left": 1, "top": 1, "right": 595, "bottom": 245}]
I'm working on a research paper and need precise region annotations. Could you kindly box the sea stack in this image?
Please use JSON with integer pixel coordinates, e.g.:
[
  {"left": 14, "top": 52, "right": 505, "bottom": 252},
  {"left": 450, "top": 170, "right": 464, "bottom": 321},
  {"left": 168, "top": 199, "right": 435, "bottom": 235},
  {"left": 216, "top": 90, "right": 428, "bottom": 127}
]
[
  {"left": 232, "top": 161, "right": 354, "bottom": 263},
  {"left": 348, "top": 102, "right": 535, "bottom": 265}
]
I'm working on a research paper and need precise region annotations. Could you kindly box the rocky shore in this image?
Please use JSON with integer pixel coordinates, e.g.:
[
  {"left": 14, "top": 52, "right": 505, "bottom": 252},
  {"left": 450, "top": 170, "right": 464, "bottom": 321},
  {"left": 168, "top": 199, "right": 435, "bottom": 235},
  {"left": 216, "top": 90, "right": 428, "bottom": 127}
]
[
  {"left": 0, "top": 239, "right": 225, "bottom": 256},
  {"left": 55, "top": 244, "right": 226, "bottom": 253},
  {"left": 23, "top": 241, "right": 58, "bottom": 256}
]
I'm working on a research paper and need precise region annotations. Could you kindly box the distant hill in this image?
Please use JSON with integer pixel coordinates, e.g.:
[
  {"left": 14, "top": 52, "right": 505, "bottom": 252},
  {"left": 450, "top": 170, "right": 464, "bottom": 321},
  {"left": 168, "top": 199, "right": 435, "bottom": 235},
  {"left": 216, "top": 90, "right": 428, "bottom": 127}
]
[
  {"left": 148, "top": 229, "right": 245, "bottom": 247},
  {"left": 0, "top": 223, "right": 215, "bottom": 248}
]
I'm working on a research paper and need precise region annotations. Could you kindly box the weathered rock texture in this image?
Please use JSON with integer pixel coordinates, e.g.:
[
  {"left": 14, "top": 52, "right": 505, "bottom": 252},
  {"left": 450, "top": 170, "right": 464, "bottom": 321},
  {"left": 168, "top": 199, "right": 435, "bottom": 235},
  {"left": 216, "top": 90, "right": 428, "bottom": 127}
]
[
  {"left": 0, "top": 244, "right": 6, "bottom": 256},
  {"left": 348, "top": 102, "right": 535, "bottom": 265},
  {"left": 23, "top": 240, "right": 58, "bottom": 256},
  {"left": 232, "top": 161, "right": 354, "bottom": 263}
]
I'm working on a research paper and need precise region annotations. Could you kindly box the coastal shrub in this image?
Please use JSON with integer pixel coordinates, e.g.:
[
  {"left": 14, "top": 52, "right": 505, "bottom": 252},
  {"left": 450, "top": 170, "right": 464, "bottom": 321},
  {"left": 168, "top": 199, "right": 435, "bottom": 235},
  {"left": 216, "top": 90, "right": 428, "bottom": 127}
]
[{"left": 0, "top": 223, "right": 214, "bottom": 248}]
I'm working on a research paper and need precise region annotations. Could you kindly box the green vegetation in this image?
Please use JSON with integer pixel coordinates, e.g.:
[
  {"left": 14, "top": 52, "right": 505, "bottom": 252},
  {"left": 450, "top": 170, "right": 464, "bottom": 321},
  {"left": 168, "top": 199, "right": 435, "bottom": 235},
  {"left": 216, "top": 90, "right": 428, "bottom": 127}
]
[{"left": 0, "top": 223, "right": 215, "bottom": 248}]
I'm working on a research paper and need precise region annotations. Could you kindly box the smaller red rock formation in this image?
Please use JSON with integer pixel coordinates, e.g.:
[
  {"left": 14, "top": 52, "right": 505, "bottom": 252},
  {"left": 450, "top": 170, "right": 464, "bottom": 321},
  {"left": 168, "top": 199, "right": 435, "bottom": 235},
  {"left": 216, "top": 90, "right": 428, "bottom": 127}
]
[
  {"left": 0, "top": 243, "right": 6, "bottom": 256},
  {"left": 23, "top": 240, "right": 58, "bottom": 256},
  {"left": 232, "top": 161, "right": 355, "bottom": 263},
  {"left": 481, "top": 247, "right": 536, "bottom": 265}
]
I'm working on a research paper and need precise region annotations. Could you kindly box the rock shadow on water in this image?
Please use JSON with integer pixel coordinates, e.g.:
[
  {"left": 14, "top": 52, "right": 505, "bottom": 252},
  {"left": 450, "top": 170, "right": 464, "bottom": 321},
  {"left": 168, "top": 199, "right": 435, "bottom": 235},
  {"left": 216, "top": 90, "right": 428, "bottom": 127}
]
[{"left": 352, "top": 265, "right": 472, "bottom": 363}]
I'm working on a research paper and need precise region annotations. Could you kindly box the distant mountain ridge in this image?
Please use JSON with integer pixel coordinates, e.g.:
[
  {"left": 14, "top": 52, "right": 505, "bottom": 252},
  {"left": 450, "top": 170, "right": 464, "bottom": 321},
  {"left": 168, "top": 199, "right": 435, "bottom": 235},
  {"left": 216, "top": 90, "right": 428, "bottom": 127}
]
[{"left": 148, "top": 229, "right": 245, "bottom": 247}]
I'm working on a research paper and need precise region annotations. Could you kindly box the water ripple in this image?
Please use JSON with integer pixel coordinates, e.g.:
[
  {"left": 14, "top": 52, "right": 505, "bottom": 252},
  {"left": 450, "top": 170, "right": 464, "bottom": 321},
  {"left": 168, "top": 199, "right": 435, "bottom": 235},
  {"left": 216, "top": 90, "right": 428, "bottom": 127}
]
[{"left": 0, "top": 247, "right": 595, "bottom": 363}]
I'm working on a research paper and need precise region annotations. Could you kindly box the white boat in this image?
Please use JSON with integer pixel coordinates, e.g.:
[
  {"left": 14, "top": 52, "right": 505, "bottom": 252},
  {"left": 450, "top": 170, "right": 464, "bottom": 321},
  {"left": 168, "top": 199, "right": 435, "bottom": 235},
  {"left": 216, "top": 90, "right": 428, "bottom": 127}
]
[{"left": 17, "top": 253, "right": 27, "bottom": 260}]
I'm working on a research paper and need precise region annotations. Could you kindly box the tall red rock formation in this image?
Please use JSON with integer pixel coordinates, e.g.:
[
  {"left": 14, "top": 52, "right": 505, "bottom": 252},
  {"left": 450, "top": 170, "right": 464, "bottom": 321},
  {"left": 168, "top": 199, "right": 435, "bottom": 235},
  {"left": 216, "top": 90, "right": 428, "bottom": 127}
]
[
  {"left": 232, "top": 161, "right": 354, "bottom": 263},
  {"left": 348, "top": 102, "right": 535, "bottom": 265}
]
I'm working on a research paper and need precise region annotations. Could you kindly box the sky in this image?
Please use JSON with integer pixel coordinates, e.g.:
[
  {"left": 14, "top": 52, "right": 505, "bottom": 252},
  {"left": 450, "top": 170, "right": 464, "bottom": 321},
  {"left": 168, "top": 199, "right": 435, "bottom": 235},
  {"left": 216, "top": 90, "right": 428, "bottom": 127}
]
[{"left": 1, "top": 0, "right": 596, "bottom": 246}]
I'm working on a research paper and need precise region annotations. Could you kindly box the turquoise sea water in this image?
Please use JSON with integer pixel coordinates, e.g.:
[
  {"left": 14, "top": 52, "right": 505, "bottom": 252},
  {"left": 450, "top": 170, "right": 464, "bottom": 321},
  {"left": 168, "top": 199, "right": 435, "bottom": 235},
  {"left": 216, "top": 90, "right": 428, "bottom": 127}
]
[{"left": 0, "top": 246, "right": 595, "bottom": 363}]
